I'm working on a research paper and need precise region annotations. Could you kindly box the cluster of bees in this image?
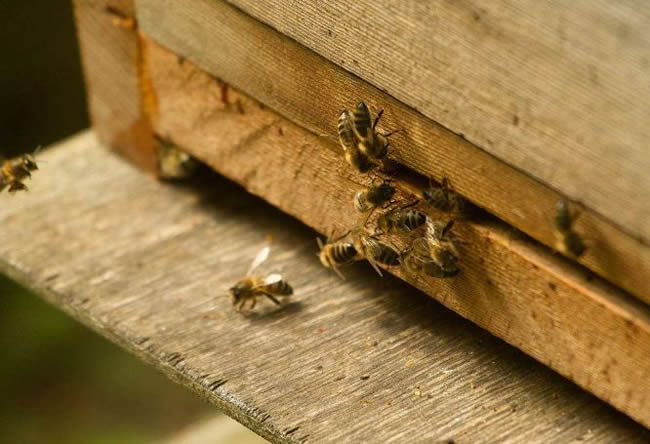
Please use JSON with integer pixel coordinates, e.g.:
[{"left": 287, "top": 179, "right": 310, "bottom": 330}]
[
  {"left": 229, "top": 102, "right": 589, "bottom": 311},
  {"left": 0, "top": 150, "right": 39, "bottom": 193},
  {"left": 318, "top": 102, "right": 470, "bottom": 282}
]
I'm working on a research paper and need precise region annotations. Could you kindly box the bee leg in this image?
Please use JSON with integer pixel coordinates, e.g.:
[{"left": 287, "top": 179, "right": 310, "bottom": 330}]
[
  {"left": 249, "top": 298, "right": 257, "bottom": 310},
  {"left": 263, "top": 293, "right": 281, "bottom": 305},
  {"left": 331, "top": 265, "right": 346, "bottom": 280},
  {"left": 236, "top": 300, "right": 246, "bottom": 312},
  {"left": 372, "top": 109, "right": 384, "bottom": 130},
  {"left": 380, "top": 129, "right": 400, "bottom": 138},
  {"left": 367, "top": 258, "right": 384, "bottom": 277},
  {"left": 330, "top": 230, "right": 351, "bottom": 243}
]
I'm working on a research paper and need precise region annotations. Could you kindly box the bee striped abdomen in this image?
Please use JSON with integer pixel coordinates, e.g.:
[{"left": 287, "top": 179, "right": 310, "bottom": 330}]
[
  {"left": 337, "top": 110, "right": 356, "bottom": 151},
  {"left": 369, "top": 242, "right": 400, "bottom": 266},
  {"left": 399, "top": 210, "right": 427, "bottom": 231},
  {"left": 352, "top": 102, "right": 373, "bottom": 141},
  {"left": 332, "top": 242, "right": 359, "bottom": 264},
  {"left": 265, "top": 280, "right": 293, "bottom": 296}
]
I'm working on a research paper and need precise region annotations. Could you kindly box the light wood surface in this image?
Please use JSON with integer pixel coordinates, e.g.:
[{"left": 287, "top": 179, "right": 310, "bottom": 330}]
[
  {"left": 73, "top": 0, "right": 155, "bottom": 170},
  {"left": 228, "top": 0, "right": 650, "bottom": 243},
  {"left": 134, "top": 0, "right": 650, "bottom": 304},
  {"left": 140, "top": 40, "right": 650, "bottom": 427},
  {"left": 0, "top": 132, "right": 647, "bottom": 442}
]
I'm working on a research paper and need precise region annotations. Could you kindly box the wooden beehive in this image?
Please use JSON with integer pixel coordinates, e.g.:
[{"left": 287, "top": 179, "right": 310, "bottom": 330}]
[{"left": 70, "top": 0, "right": 649, "bottom": 432}]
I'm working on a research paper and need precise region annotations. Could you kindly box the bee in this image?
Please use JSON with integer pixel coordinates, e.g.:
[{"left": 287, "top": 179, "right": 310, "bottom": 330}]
[
  {"left": 424, "top": 219, "right": 460, "bottom": 274},
  {"left": 317, "top": 234, "right": 362, "bottom": 280},
  {"left": 554, "top": 199, "right": 587, "bottom": 258},
  {"left": 337, "top": 110, "right": 373, "bottom": 173},
  {"left": 351, "top": 102, "right": 397, "bottom": 161},
  {"left": 156, "top": 139, "right": 199, "bottom": 180},
  {"left": 1, "top": 151, "right": 39, "bottom": 193},
  {"left": 400, "top": 238, "right": 459, "bottom": 279},
  {"left": 353, "top": 180, "right": 396, "bottom": 215},
  {"left": 423, "top": 178, "right": 469, "bottom": 216},
  {"left": 229, "top": 244, "right": 293, "bottom": 311},
  {"left": 376, "top": 204, "right": 427, "bottom": 234},
  {"left": 353, "top": 227, "right": 400, "bottom": 277}
]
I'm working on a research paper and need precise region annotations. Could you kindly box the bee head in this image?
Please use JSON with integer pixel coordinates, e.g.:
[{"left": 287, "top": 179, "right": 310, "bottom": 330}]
[
  {"left": 229, "top": 285, "right": 242, "bottom": 303},
  {"left": 22, "top": 154, "right": 38, "bottom": 171}
]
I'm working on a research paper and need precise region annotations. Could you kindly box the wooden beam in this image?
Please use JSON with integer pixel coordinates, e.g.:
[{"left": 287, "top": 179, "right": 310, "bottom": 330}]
[
  {"left": 133, "top": 0, "right": 650, "bottom": 306},
  {"left": 72, "top": 0, "right": 155, "bottom": 170},
  {"left": 0, "top": 131, "right": 647, "bottom": 442},
  {"left": 231, "top": 0, "right": 650, "bottom": 243},
  {"left": 140, "top": 38, "right": 650, "bottom": 427}
]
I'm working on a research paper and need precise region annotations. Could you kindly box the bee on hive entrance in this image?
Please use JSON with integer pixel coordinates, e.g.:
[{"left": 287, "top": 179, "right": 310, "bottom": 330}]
[
  {"left": 337, "top": 109, "right": 373, "bottom": 173},
  {"left": 353, "top": 227, "right": 400, "bottom": 277},
  {"left": 423, "top": 219, "right": 460, "bottom": 275},
  {"left": 400, "top": 237, "right": 459, "bottom": 280},
  {"left": 353, "top": 179, "right": 397, "bottom": 225},
  {"left": 554, "top": 199, "right": 587, "bottom": 258},
  {"left": 229, "top": 243, "right": 293, "bottom": 312},
  {"left": 376, "top": 202, "right": 427, "bottom": 234},
  {"left": 0, "top": 149, "right": 40, "bottom": 193},
  {"left": 351, "top": 102, "right": 398, "bottom": 162},
  {"left": 317, "top": 232, "right": 362, "bottom": 280},
  {"left": 156, "top": 138, "right": 199, "bottom": 180},
  {"left": 423, "top": 177, "right": 470, "bottom": 217}
]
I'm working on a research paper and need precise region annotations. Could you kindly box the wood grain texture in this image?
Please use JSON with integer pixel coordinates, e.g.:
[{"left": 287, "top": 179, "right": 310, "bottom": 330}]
[
  {"left": 0, "top": 132, "right": 648, "bottom": 443},
  {"left": 72, "top": 0, "right": 155, "bottom": 170},
  {"left": 141, "top": 40, "right": 650, "bottom": 427},
  {"left": 133, "top": 1, "right": 650, "bottom": 306},
  {"left": 230, "top": 0, "right": 650, "bottom": 243}
]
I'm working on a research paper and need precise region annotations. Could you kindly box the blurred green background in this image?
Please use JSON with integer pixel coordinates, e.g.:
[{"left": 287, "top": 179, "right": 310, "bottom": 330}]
[{"left": 0, "top": 1, "right": 215, "bottom": 442}]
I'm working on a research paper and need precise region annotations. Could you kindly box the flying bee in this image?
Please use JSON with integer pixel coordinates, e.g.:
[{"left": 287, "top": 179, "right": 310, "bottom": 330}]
[
  {"left": 156, "top": 139, "right": 199, "bottom": 180},
  {"left": 229, "top": 244, "right": 293, "bottom": 312},
  {"left": 351, "top": 102, "right": 397, "bottom": 161},
  {"left": 400, "top": 238, "right": 459, "bottom": 280},
  {"left": 423, "top": 177, "right": 470, "bottom": 217},
  {"left": 354, "top": 179, "right": 396, "bottom": 217},
  {"left": 424, "top": 219, "right": 460, "bottom": 274},
  {"left": 376, "top": 204, "right": 427, "bottom": 234},
  {"left": 554, "top": 199, "right": 587, "bottom": 258},
  {"left": 337, "top": 110, "right": 373, "bottom": 173},
  {"left": 1, "top": 150, "right": 39, "bottom": 193},
  {"left": 317, "top": 234, "right": 362, "bottom": 280},
  {"left": 353, "top": 227, "right": 400, "bottom": 277}
]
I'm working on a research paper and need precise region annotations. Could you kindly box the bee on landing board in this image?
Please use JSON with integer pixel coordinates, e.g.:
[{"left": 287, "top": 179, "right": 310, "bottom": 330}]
[
  {"left": 554, "top": 199, "right": 587, "bottom": 258},
  {"left": 1, "top": 150, "right": 40, "bottom": 193},
  {"left": 423, "top": 219, "right": 460, "bottom": 275},
  {"left": 351, "top": 102, "right": 397, "bottom": 162},
  {"left": 156, "top": 139, "right": 199, "bottom": 180},
  {"left": 229, "top": 244, "right": 293, "bottom": 312},
  {"left": 400, "top": 237, "right": 459, "bottom": 280},
  {"left": 353, "top": 179, "right": 397, "bottom": 225},
  {"left": 317, "top": 233, "right": 362, "bottom": 280},
  {"left": 423, "top": 177, "right": 470, "bottom": 217},
  {"left": 353, "top": 227, "right": 400, "bottom": 277},
  {"left": 337, "top": 110, "right": 373, "bottom": 173},
  {"left": 376, "top": 203, "right": 427, "bottom": 234}
]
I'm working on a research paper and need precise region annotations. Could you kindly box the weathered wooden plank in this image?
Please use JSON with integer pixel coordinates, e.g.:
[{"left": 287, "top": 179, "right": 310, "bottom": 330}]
[
  {"left": 0, "top": 132, "right": 647, "bottom": 442},
  {"left": 72, "top": 0, "right": 155, "bottom": 170},
  {"left": 140, "top": 40, "right": 650, "bottom": 427},
  {"left": 230, "top": 0, "right": 650, "bottom": 243},
  {"left": 134, "top": 0, "right": 650, "bottom": 305}
]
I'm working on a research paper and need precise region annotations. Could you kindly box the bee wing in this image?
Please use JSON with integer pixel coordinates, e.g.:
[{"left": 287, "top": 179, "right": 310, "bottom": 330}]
[
  {"left": 247, "top": 245, "right": 271, "bottom": 275},
  {"left": 262, "top": 273, "right": 283, "bottom": 285}
]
